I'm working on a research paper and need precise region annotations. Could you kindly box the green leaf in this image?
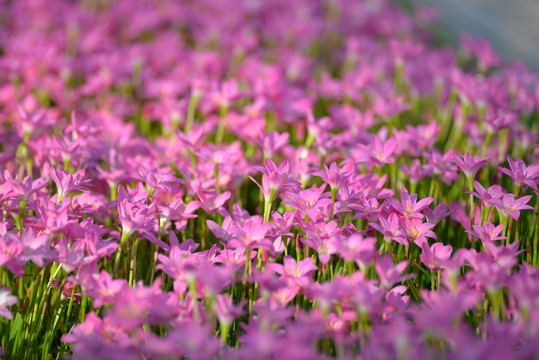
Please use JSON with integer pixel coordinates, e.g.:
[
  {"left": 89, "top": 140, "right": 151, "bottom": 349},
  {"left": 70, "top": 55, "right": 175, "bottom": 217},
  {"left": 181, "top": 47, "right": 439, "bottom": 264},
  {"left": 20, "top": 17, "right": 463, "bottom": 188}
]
[
  {"left": 9, "top": 312, "right": 23, "bottom": 341},
  {"left": 405, "top": 279, "right": 422, "bottom": 302}
]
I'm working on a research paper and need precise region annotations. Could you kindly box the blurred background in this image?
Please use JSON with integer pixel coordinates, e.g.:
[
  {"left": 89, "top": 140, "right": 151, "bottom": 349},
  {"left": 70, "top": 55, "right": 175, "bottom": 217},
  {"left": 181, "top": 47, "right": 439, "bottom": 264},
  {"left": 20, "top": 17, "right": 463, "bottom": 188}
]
[{"left": 411, "top": 0, "right": 539, "bottom": 71}]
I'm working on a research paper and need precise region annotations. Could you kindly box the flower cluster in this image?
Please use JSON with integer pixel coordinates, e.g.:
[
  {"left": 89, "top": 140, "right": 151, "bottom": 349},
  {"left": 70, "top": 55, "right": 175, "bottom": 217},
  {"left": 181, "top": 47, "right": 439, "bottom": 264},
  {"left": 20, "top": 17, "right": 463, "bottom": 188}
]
[{"left": 0, "top": 0, "right": 538, "bottom": 359}]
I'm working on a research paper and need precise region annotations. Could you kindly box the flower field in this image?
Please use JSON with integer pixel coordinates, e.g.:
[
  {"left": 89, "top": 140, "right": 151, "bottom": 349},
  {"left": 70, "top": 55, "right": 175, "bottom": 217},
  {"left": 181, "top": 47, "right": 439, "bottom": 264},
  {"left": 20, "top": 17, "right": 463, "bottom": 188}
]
[{"left": 0, "top": 0, "right": 538, "bottom": 359}]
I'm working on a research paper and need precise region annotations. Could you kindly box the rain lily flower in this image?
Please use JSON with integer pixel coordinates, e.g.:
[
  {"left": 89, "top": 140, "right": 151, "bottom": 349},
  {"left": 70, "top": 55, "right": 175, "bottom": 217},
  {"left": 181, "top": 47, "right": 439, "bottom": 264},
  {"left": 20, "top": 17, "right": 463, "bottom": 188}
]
[
  {"left": 498, "top": 156, "right": 539, "bottom": 191},
  {"left": 250, "top": 159, "right": 300, "bottom": 203},
  {"left": 420, "top": 242, "right": 453, "bottom": 271},
  {"left": 493, "top": 194, "right": 534, "bottom": 220},
  {"left": 0, "top": 288, "right": 17, "bottom": 320},
  {"left": 375, "top": 255, "right": 413, "bottom": 289},
  {"left": 387, "top": 187, "right": 433, "bottom": 219},
  {"left": 452, "top": 152, "right": 488, "bottom": 179},
  {"left": 370, "top": 213, "right": 408, "bottom": 246}
]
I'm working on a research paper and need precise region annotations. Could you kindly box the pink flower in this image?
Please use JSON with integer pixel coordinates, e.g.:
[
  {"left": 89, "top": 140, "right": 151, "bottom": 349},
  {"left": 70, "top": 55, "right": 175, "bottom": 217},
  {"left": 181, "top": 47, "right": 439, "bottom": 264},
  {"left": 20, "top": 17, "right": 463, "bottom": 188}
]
[
  {"left": 400, "top": 218, "right": 437, "bottom": 247},
  {"left": 196, "top": 190, "right": 231, "bottom": 215},
  {"left": 4, "top": 173, "right": 48, "bottom": 200},
  {"left": 400, "top": 159, "right": 432, "bottom": 183},
  {"left": 255, "top": 130, "right": 289, "bottom": 158},
  {"left": 312, "top": 161, "right": 355, "bottom": 193},
  {"left": 498, "top": 156, "right": 539, "bottom": 191},
  {"left": 467, "top": 222, "right": 506, "bottom": 246},
  {"left": 353, "top": 135, "right": 398, "bottom": 169},
  {"left": 47, "top": 165, "right": 91, "bottom": 202},
  {"left": 467, "top": 181, "right": 504, "bottom": 207},
  {"left": 351, "top": 195, "right": 386, "bottom": 222},
  {"left": 268, "top": 256, "right": 317, "bottom": 289},
  {"left": 338, "top": 234, "right": 377, "bottom": 270},
  {"left": 283, "top": 184, "right": 332, "bottom": 222},
  {"left": 423, "top": 149, "right": 459, "bottom": 185},
  {"left": 420, "top": 242, "right": 452, "bottom": 271},
  {"left": 492, "top": 194, "right": 534, "bottom": 220},
  {"left": 386, "top": 187, "right": 433, "bottom": 219},
  {"left": 481, "top": 107, "right": 514, "bottom": 133},
  {"left": 452, "top": 152, "right": 488, "bottom": 178},
  {"left": 250, "top": 159, "right": 300, "bottom": 203},
  {"left": 369, "top": 213, "right": 408, "bottom": 246},
  {"left": 375, "top": 255, "right": 413, "bottom": 289},
  {"left": 0, "top": 288, "right": 17, "bottom": 320},
  {"left": 228, "top": 216, "right": 273, "bottom": 251},
  {"left": 424, "top": 203, "right": 454, "bottom": 224},
  {"left": 82, "top": 270, "right": 127, "bottom": 308},
  {"left": 212, "top": 294, "right": 245, "bottom": 325}
]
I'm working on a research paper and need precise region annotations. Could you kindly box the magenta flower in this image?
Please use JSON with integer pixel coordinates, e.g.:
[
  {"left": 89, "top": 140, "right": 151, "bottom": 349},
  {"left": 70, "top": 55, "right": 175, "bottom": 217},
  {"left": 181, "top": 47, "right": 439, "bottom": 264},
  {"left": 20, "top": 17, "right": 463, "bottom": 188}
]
[
  {"left": 386, "top": 187, "right": 433, "bottom": 219},
  {"left": 157, "top": 197, "right": 199, "bottom": 232},
  {"left": 420, "top": 242, "right": 452, "bottom": 271},
  {"left": 134, "top": 166, "right": 177, "bottom": 195},
  {"left": 282, "top": 184, "right": 332, "bottom": 222},
  {"left": 424, "top": 203, "right": 454, "bottom": 224},
  {"left": 467, "top": 181, "right": 504, "bottom": 207},
  {"left": 255, "top": 130, "right": 289, "bottom": 158},
  {"left": 481, "top": 106, "right": 514, "bottom": 133},
  {"left": 400, "top": 159, "right": 432, "bottom": 183},
  {"left": 18, "top": 227, "right": 53, "bottom": 267},
  {"left": 206, "top": 216, "right": 234, "bottom": 244},
  {"left": 351, "top": 195, "right": 386, "bottom": 222},
  {"left": 492, "top": 194, "right": 534, "bottom": 220},
  {"left": 312, "top": 161, "right": 355, "bottom": 194},
  {"left": 31, "top": 194, "right": 74, "bottom": 235},
  {"left": 61, "top": 312, "right": 136, "bottom": 359},
  {"left": 47, "top": 165, "right": 91, "bottom": 202},
  {"left": 210, "top": 79, "right": 239, "bottom": 108},
  {"left": 353, "top": 135, "right": 398, "bottom": 169},
  {"left": 498, "top": 156, "right": 539, "bottom": 191},
  {"left": 0, "top": 233, "right": 24, "bottom": 275},
  {"left": 117, "top": 199, "right": 162, "bottom": 246},
  {"left": 268, "top": 256, "right": 317, "bottom": 289},
  {"left": 4, "top": 173, "right": 48, "bottom": 201},
  {"left": 423, "top": 149, "right": 459, "bottom": 185},
  {"left": 228, "top": 216, "right": 273, "bottom": 251},
  {"left": 82, "top": 270, "right": 127, "bottom": 308},
  {"left": 250, "top": 159, "right": 300, "bottom": 203},
  {"left": 300, "top": 235, "right": 339, "bottom": 265},
  {"left": 15, "top": 104, "right": 55, "bottom": 136},
  {"left": 338, "top": 233, "right": 377, "bottom": 271},
  {"left": 196, "top": 189, "right": 231, "bottom": 215},
  {"left": 404, "top": 121, "right": 440, "bottom": 151},
  {"left": 400, "top": 218, "right": 437, "bottom": 247},
  {"left": 467, "top": 223, "right": 506, "bottom": 246},
  {"left": 452, "top": 152, "right": 488, "bottom": 178},
  {"left": 369, "top": 213, "right": 408, "bottom": 246},
  {"left": 375, "top": 255, "right": 413, "bottom": 289},
  {"left": 175, "top": 127, "right": 207, "bottom": 152},
  {"left": 212, "top": 294, "right": 245, "bottom": 325}
]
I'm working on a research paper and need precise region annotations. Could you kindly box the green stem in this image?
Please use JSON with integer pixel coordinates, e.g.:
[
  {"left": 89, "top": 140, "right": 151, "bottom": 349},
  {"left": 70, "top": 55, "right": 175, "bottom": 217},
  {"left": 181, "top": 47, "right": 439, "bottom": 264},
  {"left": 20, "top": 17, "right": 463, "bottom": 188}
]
[
  {"left": 113, "top": 231, "right": 130, "bottom": 277},
  {"left": 129, "top": 238, "right": 139, "bottom": 287},
  {"left": 185, "top": 92, "right": 201, "bottom": 133},
  {"left": 216, "top": 104, "right": 229, "bottom": 146}
]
